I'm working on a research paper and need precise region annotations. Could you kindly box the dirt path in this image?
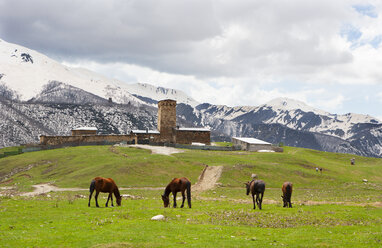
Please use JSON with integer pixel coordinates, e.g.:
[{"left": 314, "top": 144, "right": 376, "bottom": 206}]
[
  {"left": 125, "top": 144, "right": 184, "bottom": 156},
  {"left": 193, "top": 165, "right": 223, "bottom": 192},
  {"left": 9, "top": 164, "right": 223, "bottom": 197},
  {"left": 20, "top": 184, "right": 86, "bottom": 197}
]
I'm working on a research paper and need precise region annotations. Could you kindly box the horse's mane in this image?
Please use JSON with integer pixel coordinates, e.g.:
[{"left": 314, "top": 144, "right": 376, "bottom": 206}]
[{"left": 163, "top": 184, "right": 171, "bottom": 196}]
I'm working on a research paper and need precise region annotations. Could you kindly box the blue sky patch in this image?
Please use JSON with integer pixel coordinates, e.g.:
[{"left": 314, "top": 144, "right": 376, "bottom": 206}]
[
  {"left": 370, "top": 35, "right": 382, "bottom": 48},
  {"left": 353, "top": 4, "right": 378, "bottom": 18},
  {"left": 340, "top": 24, "right": 362, "bottom": 42}
]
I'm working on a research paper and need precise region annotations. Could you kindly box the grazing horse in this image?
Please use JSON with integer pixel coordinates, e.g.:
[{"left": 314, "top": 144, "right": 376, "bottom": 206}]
[
  {"left": 88, "top": 177, "right": 122, "bottom": 207},
  {"left": 161, "top": 177, "right": 191, "bottom": 208},
  {"left": 245, "top": 179, "right": 265, "bottom": 210},
  {"left": 281, "top": 182, "right": 293, "bottom": 208}
]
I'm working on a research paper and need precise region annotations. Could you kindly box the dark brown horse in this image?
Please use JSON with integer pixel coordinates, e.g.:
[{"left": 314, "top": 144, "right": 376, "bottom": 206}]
[
  {"left": 245, "top": 179, "right": 265, "bottom": 210},
  {"left": 161, "top": 177, "right": 191, "bottom": 208},
  {"left": 88, "top": 177, "right": 122, "bottom": 207},
  {"left": 281, "top": 182, "right": 293, "bottom": 208}
]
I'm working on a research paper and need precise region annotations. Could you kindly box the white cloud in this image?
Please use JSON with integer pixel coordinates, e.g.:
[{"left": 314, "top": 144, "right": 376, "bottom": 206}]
[{"left": 2, "top": 0, "right": 382, "bottom": 117}]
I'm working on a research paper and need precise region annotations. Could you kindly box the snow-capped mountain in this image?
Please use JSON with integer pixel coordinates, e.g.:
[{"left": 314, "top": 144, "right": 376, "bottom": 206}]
[
  {"left": 1, "top": 38, "right": 381, "bottom": 157},
  {"left": 0, "top": 38, "right": 197, "bottom": 106},
  {"left": 176, "top": 98, "right": 382, "bottom": 157},
  {"left": 124, "top": 83, "right": 199, "bottom": 107}
]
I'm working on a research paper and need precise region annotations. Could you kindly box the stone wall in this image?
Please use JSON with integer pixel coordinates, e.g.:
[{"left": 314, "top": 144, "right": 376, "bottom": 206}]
[
  {"left": 175, "top": 130, "right": 211, "bottom": 145},
  {"left": 40, "top": 134, "right": 137, "bottom": 146},
  {"left": 71, "top": 130, "right": 97, "bottom": 136},
  {"left": 157, "top": 99, "right": 177, "bottom": 143}
]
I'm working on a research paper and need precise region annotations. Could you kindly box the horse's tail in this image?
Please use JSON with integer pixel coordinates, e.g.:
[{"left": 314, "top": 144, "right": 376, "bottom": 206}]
[
  {"left": 89, "top": 179, "right": 96, "bottom": 193},
  {"left": 186, "top": 181, "right": 192, "bottom": 208},
  {"left": 285, "top": 184, "right": 292, "bottom": 202}
]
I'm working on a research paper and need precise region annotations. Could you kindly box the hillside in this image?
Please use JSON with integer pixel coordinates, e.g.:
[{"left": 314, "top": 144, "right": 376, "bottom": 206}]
[
  {"left": 1, "top": 145, "right": 381, "bottom": 247},
  {"left": 1, "top": 145, "right": 381, "bottom": 203}
]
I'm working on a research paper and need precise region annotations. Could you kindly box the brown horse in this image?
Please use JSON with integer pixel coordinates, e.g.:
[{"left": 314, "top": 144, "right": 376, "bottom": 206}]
[
  {"left": 161, "top": 177, "right": 191, "bottom": 208},
  {"left": 88, "top": 177, "right": 122, "bottom": 207},
  {"left": 281, "top": 182, "right": 293, "bottom": 208},
  {"left": 245, "top": 179, "right": 265, "bottom": 210}
]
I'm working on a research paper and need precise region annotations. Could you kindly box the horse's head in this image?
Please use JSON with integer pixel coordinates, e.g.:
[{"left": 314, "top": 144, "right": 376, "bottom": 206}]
[
  {"left": 244, "top": 182, "right": 250, "bottom": 195},
  {"left": 161, "top": 194, "right": 169, "bottom": 208},
  {"left": 116, "top": 196, "right": 122, "bottom": 206}
]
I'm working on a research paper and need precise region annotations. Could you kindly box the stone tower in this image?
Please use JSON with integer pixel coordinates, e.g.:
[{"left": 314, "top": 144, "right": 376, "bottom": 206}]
[{"left": 158, "top": 99, "right": 177, "bottom": 142}]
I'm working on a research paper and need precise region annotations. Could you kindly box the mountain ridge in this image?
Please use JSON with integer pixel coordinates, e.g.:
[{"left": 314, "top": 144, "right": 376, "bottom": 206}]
[{"left": 1, "top": 38, "right": 381, "bottom": 157}]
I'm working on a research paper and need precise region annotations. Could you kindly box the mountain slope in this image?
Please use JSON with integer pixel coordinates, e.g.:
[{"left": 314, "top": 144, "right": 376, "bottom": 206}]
[
  {"left": 28, "top": 81, "right": 109, "bottom": 104},
  {"left": 1, "top": 38, "right": 381, "bottom": 157},
  {"left": 176, "top": 98, "right": 382, "bottom": 157},
  {"left": 0, "top": 38, "right": 198, "bottom": 106}
]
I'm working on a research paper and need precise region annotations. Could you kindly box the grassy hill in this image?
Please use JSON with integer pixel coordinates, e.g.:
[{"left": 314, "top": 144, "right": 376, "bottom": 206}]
[
  {"left": 1, "top": 145, "right": 381, "bottom": 247},
  {"left": 0, "top": 145, "right": 381, "bottom": 200}
]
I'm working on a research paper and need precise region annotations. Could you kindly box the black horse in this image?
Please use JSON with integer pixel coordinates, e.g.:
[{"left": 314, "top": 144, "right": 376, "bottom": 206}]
[{"left": 245, "top": 179, "right": 265, "bottom": 210}]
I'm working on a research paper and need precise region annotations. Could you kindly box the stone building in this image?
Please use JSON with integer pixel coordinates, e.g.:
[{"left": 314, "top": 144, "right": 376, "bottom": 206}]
[
  {"left": 40, "top": 99, "right": 210, "bottom": 146},
  {"left": 133, "top": 99, "right": 211, "bottom": 145},
  {"left": 71, "top": 127, "right": 97, "bottom": 136},
  {"left": 158, "top": 99, "right": 177, "bottom": 142},
  {"left": 232, "top": 137, "right": 282, "bottom": 152}
]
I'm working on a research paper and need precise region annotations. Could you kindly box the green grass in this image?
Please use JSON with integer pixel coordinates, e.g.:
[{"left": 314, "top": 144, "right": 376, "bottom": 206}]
[
  {"left": 0, "top": 146, "right": 22, "bottom": 153},
  {"left": 0, "top": 193, "right": 381, "bottom": 247},
  {"left": 0, "top": 145, "right": 381, "bottom": 201},
  {"left": 0, "top": 145, "right": 381, "bottom": 247},
  {"left": 213, "top": 142, "right": 233, "bottom": 147}
]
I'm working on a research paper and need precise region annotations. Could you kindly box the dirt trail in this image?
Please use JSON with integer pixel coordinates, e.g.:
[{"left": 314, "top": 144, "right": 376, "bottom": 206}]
[
  {"left": 193, "top": 165, "right": 223, "bottom": 193},
  {"left": 11, "top": 164, "right": 223, "bottom": 197},
  {"left": 20, "top": 184, "right": 86, "bottom": 197},
  {"left": 124, "top": 144, "right": 184, "bottom": 156}
]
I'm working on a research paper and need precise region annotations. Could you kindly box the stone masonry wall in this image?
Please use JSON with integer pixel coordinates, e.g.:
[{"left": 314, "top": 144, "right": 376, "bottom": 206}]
[
  {"left": 157, "top": 99, "right": 177, "bottom": 143},
  {"left": 175, "top": 130, "right": 211, "bottom": 145},
  {"left": 71, "top": 130, "right": 97, "bottom": 136},
  {"left": 40, "top": 134, "right": 137, "bottom": 146}
]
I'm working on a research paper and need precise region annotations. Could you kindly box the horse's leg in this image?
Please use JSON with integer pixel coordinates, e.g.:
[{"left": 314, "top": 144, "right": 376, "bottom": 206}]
[
  {"left": 257, "top": 193, "right": 261, "bottom": 209},
  {"left": 289, "top": 198, "right": 292, "bottom": 208},
  {"left": 88, "top": 189, "right": 94, "bottom": 207},
  {"left": 186, "top": 183, "right": 191, "bottom": 208},
  {"left": 106, "top": 193, "right": 111, "bottom": 207},
  {"left": 180, "top": 191, "right": 185, "bottom": 208},
  {"left": 173, "top": 192, "right": 177, "bottom": 208},
  {"left": 110, "top": 193, "right": 114, "bottom": 207},
  {"left": 252, "top": 194, "right": 256, "bottom": 209},
  {"left": 95, "top": 191, "right": 100, "bottom": 208},
  {"left": 259, "top": 193, "right": 263, "bottom": 210}
]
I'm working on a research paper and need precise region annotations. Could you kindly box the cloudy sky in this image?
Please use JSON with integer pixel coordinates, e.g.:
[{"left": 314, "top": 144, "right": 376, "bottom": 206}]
[{"left": 1, "top": 0, "right": 382, "bottom": 119}]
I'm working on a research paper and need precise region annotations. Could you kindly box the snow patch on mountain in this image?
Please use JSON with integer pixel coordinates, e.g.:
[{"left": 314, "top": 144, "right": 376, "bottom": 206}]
[
  {"left": 264, "top": 97, "right": 329, "bottom": 115},
  {"left": 123, "top": 83, "right": 199, "bottom": 107},
  {"left": 0, "top": 39, "right": 198, "bottom": 107}
]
